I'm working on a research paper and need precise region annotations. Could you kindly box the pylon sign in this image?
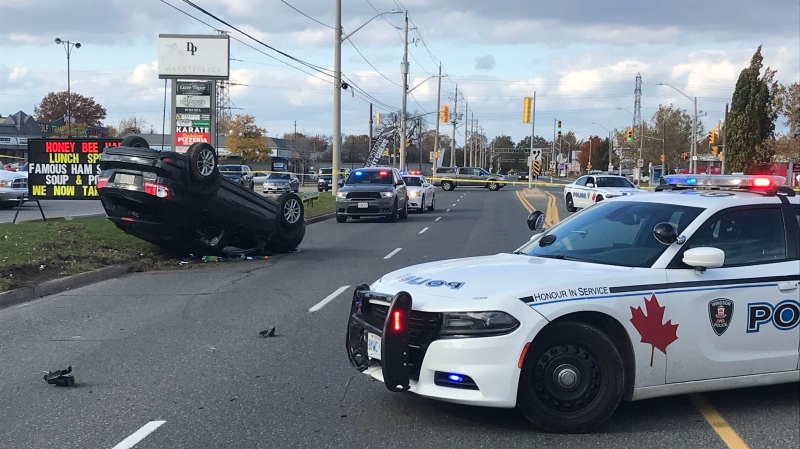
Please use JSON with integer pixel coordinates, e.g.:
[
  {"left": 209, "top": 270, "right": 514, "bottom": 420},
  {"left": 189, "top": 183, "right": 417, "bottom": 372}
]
[{"left": 533, "top": 160, "right": 541, "bottom": 176}]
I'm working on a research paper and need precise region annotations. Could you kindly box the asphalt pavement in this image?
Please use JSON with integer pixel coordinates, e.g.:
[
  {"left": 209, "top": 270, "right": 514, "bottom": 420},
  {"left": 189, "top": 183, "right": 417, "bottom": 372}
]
[{"left": 0, "top": 184, "right": 797, "bottom": 449}]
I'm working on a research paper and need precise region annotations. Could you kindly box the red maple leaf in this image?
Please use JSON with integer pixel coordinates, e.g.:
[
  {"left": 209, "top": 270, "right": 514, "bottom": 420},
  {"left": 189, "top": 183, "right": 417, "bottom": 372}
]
[{"left": 630, "top": 294, "right": 679, "bottom": 367}]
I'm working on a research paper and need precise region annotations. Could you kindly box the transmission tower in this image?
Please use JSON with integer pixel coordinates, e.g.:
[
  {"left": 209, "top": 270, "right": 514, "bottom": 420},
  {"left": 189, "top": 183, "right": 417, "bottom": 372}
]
[{"left": 633, "top": 73, "right": 642, "bottom": 133}]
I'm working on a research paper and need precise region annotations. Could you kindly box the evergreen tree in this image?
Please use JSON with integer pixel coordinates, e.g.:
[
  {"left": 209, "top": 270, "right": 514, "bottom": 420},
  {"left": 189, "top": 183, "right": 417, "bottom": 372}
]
[{"left": 725, "top": 46, "right": 778, "bottom": 173}]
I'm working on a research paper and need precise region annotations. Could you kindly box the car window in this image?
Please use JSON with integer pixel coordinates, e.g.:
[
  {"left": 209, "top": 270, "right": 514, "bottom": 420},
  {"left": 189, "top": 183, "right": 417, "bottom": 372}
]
[
  {"left": 320, "top": 168, "right": 332, "bottom": 175},
  {"left": 219, "top": 165, "right": 241, "bottom": 172},
  {"left": 520, "top": 201, "right": 703, "bottom": 268},
  {"left": 596, "top": 177, "right": 635, "bottom": 188},
  {"left": 586, "top": 177, "right": 595, "bottom": 185},
  {"left": 574, "top": 176, "right": 587, "bottom": 186},
  {"left": 683, "top": 208, "right": 787, "bottom": 267},
  {"left": 471, "top": 168, "right": 483, "bottom": 176},
  {"left": 435, "top": 167, "right": 454, "bottom": 174},
  {"left": 402, "top": 176, "right": 422, "bottom": 186},
  {"left": 269, "top": 173, "right": 291, "bottom": 180},
  {"left": 458, "top": 168, "right": 471, "bottom": 175},
  {"left": 347, "top": 170, "right": 393, "bottom": 184}
]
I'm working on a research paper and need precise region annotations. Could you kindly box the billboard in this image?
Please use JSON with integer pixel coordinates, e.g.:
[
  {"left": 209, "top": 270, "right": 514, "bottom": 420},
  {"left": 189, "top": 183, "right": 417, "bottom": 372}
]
[
  {"left": 174, "top": 81, "right": 212, "bottom": 153},
  {"left": 158, "top": 34, "right": 230, "bottom": 80},
  {"left": 26, "top": 138, "right": 122, "bottom": 199}
]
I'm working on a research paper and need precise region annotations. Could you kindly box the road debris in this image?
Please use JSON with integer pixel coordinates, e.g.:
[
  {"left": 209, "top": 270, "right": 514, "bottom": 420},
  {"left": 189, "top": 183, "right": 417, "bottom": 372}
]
[
  {"left": 259, "top": 327, "right": 276, "bottom": 338},
  {"left": 43, "top": 365, "right": 75, "bottom": 387}
]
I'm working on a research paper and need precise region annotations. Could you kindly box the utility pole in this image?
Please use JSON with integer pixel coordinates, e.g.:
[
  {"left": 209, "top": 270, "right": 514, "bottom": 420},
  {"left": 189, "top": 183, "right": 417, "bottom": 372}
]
[
  {"left": 399, "top": 10, "right": 409, "bottom": 172},
  {"left": 368, "top": 103, "right": 373, "bottom": 170},
  {"left": 332, "top": 0, "right": 343, "bottom": 196},
  {"left": 433, "top": 63, "right": 442, "bottom": 174},
  {"left": 551, "top": 118, "right": 556, "bottom": 183},
  {"left": 721, "top": 103, "right": 728, "bottom": 175},
  {"left": 462, "top": 101, "right": 469, "bottom": 167},
  {"left": 529, "top": 92, "right": 536, "bottom": 188},
  {"left": 691, "top": 97, "right": 697, "bottom": 174},
  {"left": 450, "top": 84, "right": 458, "bottom": 167}
]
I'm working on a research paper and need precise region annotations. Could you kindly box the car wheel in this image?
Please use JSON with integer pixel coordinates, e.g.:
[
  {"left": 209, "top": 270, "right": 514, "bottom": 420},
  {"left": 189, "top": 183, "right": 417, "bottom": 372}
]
[
  {"left": 186, "top": 142, "right": 219, "bottom": 183},
  {"left": 442, "top": 181, "right": 454, "bottom": 191},
  {"left": 267, "top": 192, "right": 306, "bottom": 252},
  {"left": 517, "top": 321, "right": 624, "bottom": 434},
  {"left": 427, "top": 194, "right": 435, "bottom": 211},
  {"left": 388, "top": 200, "right": 399, "bottom": 223},
  {"left": 336, "top": 215, "right": 347, "bottom": 223},
  {"left": 566, "top": 194, "right": 577, "bottom": 212},
  {"left": 318, "top": 187, "right": 323, "bottom": 192},
  {"left": 120, "top": 135, "right": 150, "bottom": 148},
  {"left": 488, "top": 182, "right": 500, "bottom": 191},
  {"left": 419, "top": 195, "right": 426, "bottom": 213},
  {"left": 595, "top": 195, "right": 604, "bottom": 203},
  {"left": 399, "top": 199, "right": 409, "bottom": 219},
  {"left": 196, "top": 225, "right": 228, "bottom": 253}
]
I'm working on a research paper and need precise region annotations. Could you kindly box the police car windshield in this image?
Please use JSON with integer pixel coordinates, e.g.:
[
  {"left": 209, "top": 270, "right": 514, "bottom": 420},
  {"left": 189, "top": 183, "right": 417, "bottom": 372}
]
[
  {"left": 402, "top": 176, "right": 422, "bottom": 186},
  {"left": 521, "top": 201, "right": 703, "bottom": 268},
  {"left": 346, "top": 171, "right": 393, "bottom": 184},
  {"left": 596, "top": 177, "right": 635, "bottom": 188}
]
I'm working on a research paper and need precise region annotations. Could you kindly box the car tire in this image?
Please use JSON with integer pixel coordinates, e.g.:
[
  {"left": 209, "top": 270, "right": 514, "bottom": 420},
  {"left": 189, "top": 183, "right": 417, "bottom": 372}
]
[
  {"left": 566, "top": 194, "right": 577, "bottom": 212},
  {"left": 186, "top": 142, "right": 219, "bottom": 183},
  {"left": 388, "top": 200, "right": 399, "bottom": 223},
  {"left": 427, "top": 195, "right": 435, "bottom": 211},
  {"left": 442, "top": 181, "right": 454, "bottom": 191},
  {"left": 399, "top": 200, "right": 409, "bottom": 219},
  {"left": 336, "top": 215, "right": 347, "bottom": 223},
  {"left": 419, "top": 195, "right": 426, "bottom": 213},
  {"left": 266, "top": 192, "right": 306, "bottom": 252},
  {"left": 488, "top": 182, "right": 500, "bottom": 191},
  {"left": 595, "top": 195, "right": 604, "bottom": 203},
  {"left": 517, "top": 321, "right": 624, "bottom": 434},
  {"left": 120, "top": 135, "right": 150, "bottom": 148},
  {"left": 318, "top": 187, "right": 323, "bottom": 192},
  {"left": 195, "top": 225, "right": 228, "bottom": 254}
]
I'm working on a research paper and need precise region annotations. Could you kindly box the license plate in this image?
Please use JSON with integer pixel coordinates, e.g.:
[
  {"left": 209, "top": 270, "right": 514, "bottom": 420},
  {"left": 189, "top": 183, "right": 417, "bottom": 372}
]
[
  {"left": 358, "top": 202, "right": 369, "bottom": 209},
  {"left": 115, "top": 173, "right": 138, "bottom": 185},
  {"left": 367, "top": 332, "right": 381, "bottom": 360}
]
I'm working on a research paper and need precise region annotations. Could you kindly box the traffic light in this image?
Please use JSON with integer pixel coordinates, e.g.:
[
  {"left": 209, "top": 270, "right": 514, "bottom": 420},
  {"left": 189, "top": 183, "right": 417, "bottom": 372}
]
[
  {"left": 522, "top": 97, "right": 532, "bottom": 124},
  {"left": 660, "top": 154, "right": 665, "bottom": 163},
  {"left": 375, "top": 112, "right": 381, "bottom": 125},
  {"left": 711, "top": 145, "right": 718, "bottom": 157},
  {"left": 719, "top": 151, "right": 724, "bottom": 161},
  {"left": 709, "top": 130, "right": 715, "bottom": 144},
  {"left": 683, "top": 152, "right": 689, "bottom": 160},
  {"left": 557, "top": 120, "right": 562, "bottom": 138},
  {"left": 440, "top": 105, "right": 449, "bottom": 123},
  {"left": 405, "top": 139, "right": 411, "bottom": 148},
  {"left": 626, "top": 128, "right": 633, "bottom": 142}
]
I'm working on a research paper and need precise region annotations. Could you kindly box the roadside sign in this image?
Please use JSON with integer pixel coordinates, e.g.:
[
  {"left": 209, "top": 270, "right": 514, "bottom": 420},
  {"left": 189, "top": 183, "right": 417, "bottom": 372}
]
[{"left": 27, "top": 138, "right": 123, "bottom": 200}]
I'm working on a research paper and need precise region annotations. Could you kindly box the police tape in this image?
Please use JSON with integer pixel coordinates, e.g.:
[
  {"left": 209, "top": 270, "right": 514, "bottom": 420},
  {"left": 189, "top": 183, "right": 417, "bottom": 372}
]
[
  {"left": 432, "top": 176, "right": 567, "bottom": 188},
  {"left": 1, "top": 154, "right": 27, "bottom": 160}
]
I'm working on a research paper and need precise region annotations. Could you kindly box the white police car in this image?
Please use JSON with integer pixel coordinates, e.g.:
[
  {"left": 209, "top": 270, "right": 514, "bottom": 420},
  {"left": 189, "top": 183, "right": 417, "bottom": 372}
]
[
  {"left": 563, "top": 173, "right": 646, "bottom": 212},
  {"left": 345, "top": 175, "right": 800, "bottom": 433}
]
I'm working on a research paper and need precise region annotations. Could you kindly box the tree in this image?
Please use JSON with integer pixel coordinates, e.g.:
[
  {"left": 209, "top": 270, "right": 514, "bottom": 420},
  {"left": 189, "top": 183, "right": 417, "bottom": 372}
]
[
  {"left": 115, "top": 116, "right": 148, "bottom": 137},
  {"left": 342, "top": 134, "right": 371, "bottom": 166},
  {"left": 725, "top": 46, "right": 778, "bottom": 173},
  {"left": 763, "top": 133, "right": 800, "bottom": 163},
  {"left": 772, "top": 82, "right": 800, "bottom": 134},
  {"left": 577, "top": 135, "right": 603, "bottom": 172},
  {"left": 645, "top": 104, "right": 697, "bottom": 172},
  {"left": 489, "top": 135, "right": 515, "bottom": 172},
  {"left": 226, "top": 114, "right": 270, "bottom": 162},
  {"left": 34, "top": 91, "right": 107, "bottom": 126}
]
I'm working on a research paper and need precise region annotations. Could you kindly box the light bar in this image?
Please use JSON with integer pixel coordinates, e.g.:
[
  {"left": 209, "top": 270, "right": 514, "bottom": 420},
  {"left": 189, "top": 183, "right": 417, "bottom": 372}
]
[{"left": 663, "top": 174, "right": 786, "bottom": 189}]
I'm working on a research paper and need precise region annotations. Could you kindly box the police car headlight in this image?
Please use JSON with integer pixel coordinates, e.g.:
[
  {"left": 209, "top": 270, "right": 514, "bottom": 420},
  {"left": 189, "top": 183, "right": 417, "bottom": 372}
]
[
  {"left": 380, "top": 191, "right": 394, "bottom": 198},
  {"left": 439, "top": 311, "right": 520, "bottom": 337}
]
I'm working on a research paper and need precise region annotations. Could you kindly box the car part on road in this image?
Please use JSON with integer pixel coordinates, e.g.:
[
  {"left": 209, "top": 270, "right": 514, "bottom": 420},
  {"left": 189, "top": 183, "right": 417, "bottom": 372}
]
[
  {"left": 259, "top": 327, "right": 276, "bottom": 338},
  {"left": 43, "top": 365, "right": 76, "bottom": 387}
]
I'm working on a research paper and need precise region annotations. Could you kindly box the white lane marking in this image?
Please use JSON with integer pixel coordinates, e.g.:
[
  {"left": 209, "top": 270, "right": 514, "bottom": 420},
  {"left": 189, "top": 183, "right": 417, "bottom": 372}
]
[
  {"left": 451, "top": 204, "right": 457, "bottom": 207},
  {"left": 446, "top": 209, "right": 451, "bottom": 212},
  {"left": 418, "top": 227, "right": 429, "bottom": 234},
  {"left": 434, "top": 217, "right": 442, "bottom": 222},
  {"left": 309, "top": 285, "right": 350, "bottom": 312},
  {"left": 384, "top": 248, "right": 402, "bottom": 259},
  {"left": 112, "top": 421, "right": 166, "bottom": 449}
]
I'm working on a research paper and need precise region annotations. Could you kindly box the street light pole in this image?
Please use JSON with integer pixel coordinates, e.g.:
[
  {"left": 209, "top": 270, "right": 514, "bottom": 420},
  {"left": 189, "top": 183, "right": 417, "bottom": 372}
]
[
  {"left": 399, "top": 10, "right": 409, "bottom": 171},
  {"left": 659, "top": 83, "right": 697, "bottom": 174},
  {"left": 55, "top": 38, "right": 80, "bottom": 138},
  {"left": 332, "top": 7, "right": 400, "bottom": 195},
  {"left": 433, "top": 63, "right": 442, "bottom": 174},
  {"left": 591, "top": 122, "right": 614, "bottom": 173},
  {"left": 450, "top": 84, "right": 458, "bottom": 167}
]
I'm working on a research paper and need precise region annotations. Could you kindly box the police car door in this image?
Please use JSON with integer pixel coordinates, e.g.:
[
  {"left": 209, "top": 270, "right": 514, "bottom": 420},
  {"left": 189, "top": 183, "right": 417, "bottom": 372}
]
[
  {"left": 664, "top": 204, "right": 800, "bottom": 383},
  {"left": 572, "top": 176, "right": 590, "bottom": 208}
]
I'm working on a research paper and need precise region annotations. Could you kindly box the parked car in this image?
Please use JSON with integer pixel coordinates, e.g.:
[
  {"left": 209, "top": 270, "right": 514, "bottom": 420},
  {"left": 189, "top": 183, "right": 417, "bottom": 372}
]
[
  {"left": 344, "top": 174, "right": 799, "bottom": 434},
  {"left": 563, "top": 174, "right": 647, "bottom": 212},
  {"left": 430, "top": 166, "right": 507, "bottom": 191},
  {"left": 263, "top": 172, "right": 300, "bottom": 194},
  {"left": 0, "top": 169, "right": 27, "bottom": 209},
  {"left": 335, "top": 167, "right": 408, "bottom": 222},
  {"left": 219, "top": 164, "right": 254, "bottom": 189},
  {"left": 97, "top": 136, "right": 305, "bottom": 256},
  {"left": 401, "top": 174, "right": 435, "bottom": 212}
]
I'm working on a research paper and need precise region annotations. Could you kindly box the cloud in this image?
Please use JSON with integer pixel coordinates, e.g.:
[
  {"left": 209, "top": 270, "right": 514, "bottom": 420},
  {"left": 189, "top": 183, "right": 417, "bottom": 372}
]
[
  {"left": 7, "top": 67, "right": 28, "bottom": 82},
  {"left": 474, "top": 55, "right": 495, "bottom": 70}
]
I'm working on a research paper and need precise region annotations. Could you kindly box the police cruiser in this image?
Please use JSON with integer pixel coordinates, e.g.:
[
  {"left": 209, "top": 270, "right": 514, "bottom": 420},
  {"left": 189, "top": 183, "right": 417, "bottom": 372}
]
[
  {"left": 345, "top": 174, "right": 800, "bottom": 433},
  {"left": 563, "top": 173, "right": 647, "bottom": 212}
]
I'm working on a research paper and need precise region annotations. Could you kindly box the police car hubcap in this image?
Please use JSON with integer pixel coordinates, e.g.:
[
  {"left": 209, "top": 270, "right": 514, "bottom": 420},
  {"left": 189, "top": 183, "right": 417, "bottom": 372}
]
[{"left": 532, "top": 344, "right": 601, "bottom": 411}]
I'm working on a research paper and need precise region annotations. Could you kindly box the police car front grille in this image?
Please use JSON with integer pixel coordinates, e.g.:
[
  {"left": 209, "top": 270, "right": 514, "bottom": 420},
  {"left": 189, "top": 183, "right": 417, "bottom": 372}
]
[
  {"left": 368, "top": 303, "right": 441, "bottom": 381},
  {"left": 346, "top": 192, "right": 382, "bottom": 200}
]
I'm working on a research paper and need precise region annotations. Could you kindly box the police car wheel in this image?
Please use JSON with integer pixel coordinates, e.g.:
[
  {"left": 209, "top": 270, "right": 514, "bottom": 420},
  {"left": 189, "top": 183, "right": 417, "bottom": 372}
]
[
  {"left": 517, "top": 321, "right": 624, "bottom": 433},
  {"left": 595, "top": 195, "right": 604, "bottom": 203},
  {"left": 566, "top": 194, "right": 576, "bottom": 212}
]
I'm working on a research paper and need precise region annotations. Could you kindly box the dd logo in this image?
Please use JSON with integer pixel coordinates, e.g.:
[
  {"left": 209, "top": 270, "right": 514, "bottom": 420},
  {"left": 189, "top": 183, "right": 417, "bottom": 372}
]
[{"left": 747, "top": 300, "right": 800, "bottom": 333}]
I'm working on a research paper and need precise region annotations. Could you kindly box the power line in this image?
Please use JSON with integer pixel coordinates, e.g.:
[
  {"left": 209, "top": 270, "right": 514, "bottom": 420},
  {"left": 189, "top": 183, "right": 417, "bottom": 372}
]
[
  {"left": 280, "top": 0, "right": 333, "bottom": 29},
  {"left": 346, "top": 40, "right": 403, "bottom": 87}
]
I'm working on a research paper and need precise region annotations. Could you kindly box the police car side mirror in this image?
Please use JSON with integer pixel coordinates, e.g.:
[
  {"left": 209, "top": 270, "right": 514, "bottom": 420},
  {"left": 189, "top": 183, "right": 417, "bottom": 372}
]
[
  {"left": 586, "top": 183, "right": 595, "bottom": 188},
  {"left": 653, "top": 222, "right": 678, "bottom": 245},
  {"left": 527, "top": 210, "right": 545, "bottom": 231},
  {"left": 683, "top": 247, "right": 725, "bottom": 272}
]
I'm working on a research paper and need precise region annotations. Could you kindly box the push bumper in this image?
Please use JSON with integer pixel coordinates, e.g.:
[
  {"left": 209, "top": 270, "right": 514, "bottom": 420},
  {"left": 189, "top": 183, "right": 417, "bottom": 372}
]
[{"left": 345, "top": 286, "right": 526, "bottom": 408}]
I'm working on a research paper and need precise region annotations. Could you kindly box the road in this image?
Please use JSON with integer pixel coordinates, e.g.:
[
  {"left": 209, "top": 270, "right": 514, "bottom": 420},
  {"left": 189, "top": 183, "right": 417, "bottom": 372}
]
[{"left": 0, "top": 185, "right": 797, "bottom": 449}]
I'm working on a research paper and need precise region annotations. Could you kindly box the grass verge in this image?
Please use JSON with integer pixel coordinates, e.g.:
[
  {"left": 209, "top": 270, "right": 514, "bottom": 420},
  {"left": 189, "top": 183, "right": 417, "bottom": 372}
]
[{"left": 301, "top": 192, "right": 335, "bottom": 218}]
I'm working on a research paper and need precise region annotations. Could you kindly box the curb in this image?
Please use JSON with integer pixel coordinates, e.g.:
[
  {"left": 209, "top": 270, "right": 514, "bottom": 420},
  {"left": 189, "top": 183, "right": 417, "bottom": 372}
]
[
  {"left": 305, "top": 212, "right": 335, "bottom": 225},
  {"left": 0, "top": 260, "right": 150, "bottom": 310}
]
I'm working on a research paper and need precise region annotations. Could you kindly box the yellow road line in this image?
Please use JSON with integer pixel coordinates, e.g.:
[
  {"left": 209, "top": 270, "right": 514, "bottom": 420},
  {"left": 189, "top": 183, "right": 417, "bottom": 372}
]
[
  {"left": 543, "top": 191, "right": 560, "bottom": 227},
  {"left": 690, "top": 394, "right": 750, "bottom": 449},
  {"left": 515, "top": 190, "right": 534, "bottom": 213}
]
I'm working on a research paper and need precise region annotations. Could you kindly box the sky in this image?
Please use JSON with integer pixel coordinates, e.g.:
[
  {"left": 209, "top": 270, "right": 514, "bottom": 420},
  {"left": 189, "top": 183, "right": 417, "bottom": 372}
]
[{"left": 1, "top": 0, "right": 798, "bottom": 147}]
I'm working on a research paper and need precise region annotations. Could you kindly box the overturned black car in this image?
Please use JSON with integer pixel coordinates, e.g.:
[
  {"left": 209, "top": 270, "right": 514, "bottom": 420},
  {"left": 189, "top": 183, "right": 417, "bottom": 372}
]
[{"left": 97, "top": 137, "right": 305, "bottom": 256}]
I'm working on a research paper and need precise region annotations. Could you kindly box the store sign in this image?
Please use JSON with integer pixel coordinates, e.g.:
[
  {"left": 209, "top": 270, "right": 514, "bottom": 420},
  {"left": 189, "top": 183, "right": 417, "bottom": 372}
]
[
  {"left": 158, "top": 34, "right": 230, "bottom": 80},
  {"left": 27, "top": 138, "right": 122, "bottom": 199}
]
